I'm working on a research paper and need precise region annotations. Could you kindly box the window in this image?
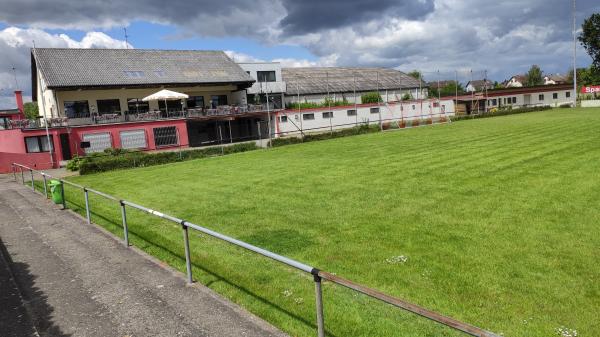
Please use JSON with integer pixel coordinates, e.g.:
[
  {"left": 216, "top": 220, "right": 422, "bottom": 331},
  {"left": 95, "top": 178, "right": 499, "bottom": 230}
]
[
  {"left": 492, "top": 99, "right": 497, "bottom": 105},
  {"left": 257, "top": 71, "right": 276, "bottom": 82},
  {"left": 370, "top": 107, "right": 380, "bottom": 114},
  {"left": 127, "top": 98, "right": 149, "bottom": 113},
  {"left": 210, "top": 95, "right": 228, "bottom": 108},
  {"left": 154, "top": 70, "right": 165, "bottom": 77},
  {"left": 64, "top": 100, "right": 90, "bottom": 118},
  {"left": 25, "top": 136, "right": 53, "bottom": 153},
  {"left": 322, "top": 111, "right": 333, "bottom": 119},
  {"left": 123, "top": 71, "right": 145, "bottom": 78},
  {"left": 153, "top": 126, "right": 179, "bottom": 147},
  {"left": 303, "top": 113, "right": 315, "bottom": 120},
  {"left": 539, "top": 94, "right": 545, "bottom": 101},
  {"left": 566, "top": 91, "right": 571, "bottom": 98},
  {"left": 433, "top": 102, "right": 440, "bottom": 107},
  {"left": 158, "top": 100, "right": 183, "bottom": 113},
  {"left": 0, "top": 117, "right": 9, "bottom": 130},
  {"left": 512, "top": 97, "right": 517, "bottom": 104},
  {"left": 347, "top": 109, "right": 357, "bottom": 116},
  {"left": 279, "top": 115, "right": 288, "bottom": 123},
  {"left": 83, "top": 132, "right": 111, "bottom": 153},
  {"left": 120, "top": 129, "right": 147, "bottom": 149},
  {"left": 186, "top": 96, "right": 205, "bottom": 109},
  {"left": 553, "top": 93, "right": 558, "bottom": 99},
  {"left": 412, "top": 105, "right": 416, "bottom": 110},
  {"left": 96, "top": 99, "right": 121, "bottom": 114}
]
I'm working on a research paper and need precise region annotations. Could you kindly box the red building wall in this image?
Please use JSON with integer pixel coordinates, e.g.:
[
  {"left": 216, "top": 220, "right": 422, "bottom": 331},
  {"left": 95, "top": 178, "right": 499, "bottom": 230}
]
[{"left": 0, "top": 119, "right": 189, "bottom": 173}]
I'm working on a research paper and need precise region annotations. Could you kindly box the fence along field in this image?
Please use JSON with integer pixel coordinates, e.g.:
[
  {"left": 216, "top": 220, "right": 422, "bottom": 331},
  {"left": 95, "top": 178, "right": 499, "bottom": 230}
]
[{"left": 14, "top": 107, "right": 600, "bottom": 337}]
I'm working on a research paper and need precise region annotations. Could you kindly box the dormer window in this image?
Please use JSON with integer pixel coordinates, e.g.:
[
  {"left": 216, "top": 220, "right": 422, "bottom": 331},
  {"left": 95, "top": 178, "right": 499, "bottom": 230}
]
[{"left": 123, "top": 71, "right": 145, "bottom": 78}]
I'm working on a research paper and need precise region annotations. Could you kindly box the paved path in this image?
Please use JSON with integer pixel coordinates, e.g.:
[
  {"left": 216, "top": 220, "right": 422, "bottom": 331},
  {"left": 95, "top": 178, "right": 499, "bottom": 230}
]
[{"left": 0, "top": 175, "right": 287, "bottom": 337}]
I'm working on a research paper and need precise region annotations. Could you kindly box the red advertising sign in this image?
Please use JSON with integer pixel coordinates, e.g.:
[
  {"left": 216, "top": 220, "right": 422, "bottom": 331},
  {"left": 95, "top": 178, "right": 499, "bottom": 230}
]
[{"left": 581, "top": 86, "right": 600, "bottom": 94}]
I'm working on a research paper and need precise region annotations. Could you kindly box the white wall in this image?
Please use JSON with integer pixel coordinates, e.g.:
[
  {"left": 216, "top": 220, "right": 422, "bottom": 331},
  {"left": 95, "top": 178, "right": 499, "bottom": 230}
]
[
  {"left": 276, "top": 99, "right": 455, "bottom": 135},
  {"left": 486, "top": 89, "right": 573, "bottom": 109},
  {"left": 581, "top": 100, "right": 600, "bottom": 108},
  {"left": 238, "top": 62, "right": 286, "bottom": 94}
]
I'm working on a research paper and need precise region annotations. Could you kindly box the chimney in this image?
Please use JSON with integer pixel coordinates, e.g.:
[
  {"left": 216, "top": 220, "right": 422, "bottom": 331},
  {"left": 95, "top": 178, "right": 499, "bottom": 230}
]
[{"left": 14, "top": 90, "right": 24, "bottom": 118}]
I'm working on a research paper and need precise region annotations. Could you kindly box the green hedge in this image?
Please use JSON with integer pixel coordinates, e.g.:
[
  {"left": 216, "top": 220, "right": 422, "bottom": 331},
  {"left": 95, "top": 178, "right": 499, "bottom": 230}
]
[
  {"left": 361, "top": 92, "right": 383, "bottom": 104},
  {"left": 269, "top": 124, "right": 380, "bottom": 147},
  {"left": 451, "top": 106, "right": 553, "bottom": 122},
  {"left": 77, "top": 142, "right": 259, "bottom": 175}
]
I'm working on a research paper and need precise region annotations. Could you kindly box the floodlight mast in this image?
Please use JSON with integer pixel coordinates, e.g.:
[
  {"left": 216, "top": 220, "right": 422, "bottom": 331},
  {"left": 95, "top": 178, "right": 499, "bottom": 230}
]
[
  {"left": 32, "top": 45, "right": 55, "bottom": 168},
  {"left": 572, "top": 0, "right": 577, "bottom": 107}
]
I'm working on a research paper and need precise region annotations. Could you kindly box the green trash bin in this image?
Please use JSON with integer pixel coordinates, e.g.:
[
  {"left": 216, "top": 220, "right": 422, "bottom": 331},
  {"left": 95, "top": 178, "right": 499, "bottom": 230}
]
[{"left": 49, "top": 180, "right": 63, "bottom": 204}]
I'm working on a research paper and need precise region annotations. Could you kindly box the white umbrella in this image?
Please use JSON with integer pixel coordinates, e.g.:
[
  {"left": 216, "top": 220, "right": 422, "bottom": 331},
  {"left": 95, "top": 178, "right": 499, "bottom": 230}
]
[{"left": 142, "top": 89, "right": 189, "bottom": 113}]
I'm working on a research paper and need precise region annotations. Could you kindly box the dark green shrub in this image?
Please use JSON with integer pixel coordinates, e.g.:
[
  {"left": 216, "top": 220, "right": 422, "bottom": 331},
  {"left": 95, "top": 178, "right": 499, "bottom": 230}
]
[
  {"left": 361, "top": 92, "right": 383, "bottom": 104},
  {"left": 451, "top": 106, "right": 553, "bottom": 122},
  {"left": 269, "top": 137, "right": 303, "bottom": 147},
  {"left": 66, "top": 155, "right": 85, "bottom": 171},
  {"left": 78, "top": 142, "right": 259, "bottom": 175},
  {"left": 269, "top": 124, "right": 379, "bottom": 147}
]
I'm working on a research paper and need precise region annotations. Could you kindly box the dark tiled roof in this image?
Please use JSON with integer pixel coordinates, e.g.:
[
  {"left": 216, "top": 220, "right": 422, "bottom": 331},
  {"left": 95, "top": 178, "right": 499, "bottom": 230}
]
[
  {"left": 282, "top": 67, "right": 423, "bottom": 95},
  {"left": 32, "top": 48, "right": 255, "bottom": 89}
]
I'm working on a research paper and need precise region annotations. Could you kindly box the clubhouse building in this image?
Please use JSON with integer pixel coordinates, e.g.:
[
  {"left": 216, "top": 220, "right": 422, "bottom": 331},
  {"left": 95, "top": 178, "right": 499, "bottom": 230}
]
[{"left": 0, "top": 48, "right": 574, "bottom": 172}]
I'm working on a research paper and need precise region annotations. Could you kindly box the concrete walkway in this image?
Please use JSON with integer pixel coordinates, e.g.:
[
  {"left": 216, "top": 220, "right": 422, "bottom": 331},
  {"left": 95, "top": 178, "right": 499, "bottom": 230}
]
[{"left": 0, "top": 175, "right": 288, "bottom": 337}]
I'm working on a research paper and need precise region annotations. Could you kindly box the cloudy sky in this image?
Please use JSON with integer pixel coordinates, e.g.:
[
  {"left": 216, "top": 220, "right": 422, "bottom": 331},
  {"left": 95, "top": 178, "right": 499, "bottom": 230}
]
[{"left": 0, "top": 0, "right": 598, "bottom": 108}]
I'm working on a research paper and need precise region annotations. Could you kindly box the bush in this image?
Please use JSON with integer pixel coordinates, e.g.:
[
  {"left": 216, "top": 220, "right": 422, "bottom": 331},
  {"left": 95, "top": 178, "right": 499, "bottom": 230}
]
[
  {"left": 269, "top": 124, "right": 380, "bottom": 148},
  {"left": 286, "top": 98, "right": 350, "bottom": 110},
  {"left": 451, "top": 106, "right": 553, "bottom": 122},
  {"left": 361, "top": 92, "right": 383, "bottom": 104},
  {"left": 270, "top": 137, "right": 304, "bottom": 147},
  {"left": 66, "top": 155, "right": 85, "bottom": 171},
  {"left": 78, "top": 142, "right": 259, "bottom": 175}
]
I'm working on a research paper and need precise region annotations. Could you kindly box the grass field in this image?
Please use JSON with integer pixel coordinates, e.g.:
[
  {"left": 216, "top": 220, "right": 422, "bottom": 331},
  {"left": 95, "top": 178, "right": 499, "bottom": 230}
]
[{"left": 59, "top": 108, "right": 599, "bottom": 337}]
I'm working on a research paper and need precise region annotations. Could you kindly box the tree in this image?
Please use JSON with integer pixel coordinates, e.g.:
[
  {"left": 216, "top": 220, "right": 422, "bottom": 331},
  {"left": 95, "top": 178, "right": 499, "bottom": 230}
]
[
  {"left": 525, "top": 65, "right": 543, "bottom": 86},
  {"left": 568, "top": 66, "right": 600, "bottom": 87},
  {"left": 428, "top": 81, "right": 466, "bottom": 98},
  {"left": 579, "top": 13, "right": 600, "bottom": 68},
  {"left": 23, "top": 102, "right": 39, "bottom": 120},
  {"left": 407, "top": 70, "right": 423, "bottom": 80}
]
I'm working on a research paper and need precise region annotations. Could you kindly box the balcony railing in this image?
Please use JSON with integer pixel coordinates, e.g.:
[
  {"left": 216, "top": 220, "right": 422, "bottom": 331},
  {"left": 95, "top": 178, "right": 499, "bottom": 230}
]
[{"left": 5, "top": 104, "right": 277, "bottom": 130}]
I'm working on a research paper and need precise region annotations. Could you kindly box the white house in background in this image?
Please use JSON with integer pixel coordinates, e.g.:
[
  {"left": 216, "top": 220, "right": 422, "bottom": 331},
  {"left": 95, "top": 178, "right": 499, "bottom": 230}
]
[
  {"left": 543, "top": 74, "right": 568, "bottom": 85},
  {"left": 237, "top": 62, "right": 287, "bottom": 109},
  {"left": 466, "top": 79, "right": 493, "bottom": 92},
  {"left": 504, "top": 75, "right": 527, "bottom": 88}
]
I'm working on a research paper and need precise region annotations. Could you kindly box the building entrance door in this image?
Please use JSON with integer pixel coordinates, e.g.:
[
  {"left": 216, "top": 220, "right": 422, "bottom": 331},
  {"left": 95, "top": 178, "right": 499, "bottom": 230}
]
[{"left": 60, "top": 133, "right": 72, "bottom": 160}]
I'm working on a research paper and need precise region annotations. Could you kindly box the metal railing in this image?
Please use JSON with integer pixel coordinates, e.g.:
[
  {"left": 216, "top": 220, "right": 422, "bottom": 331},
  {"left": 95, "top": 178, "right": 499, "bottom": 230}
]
[
  {"left": 5, "top": 104, "right": 277, "bottom": 130},
  {"left": 10, "top": 162, "right": 501, "bottom": 337}
]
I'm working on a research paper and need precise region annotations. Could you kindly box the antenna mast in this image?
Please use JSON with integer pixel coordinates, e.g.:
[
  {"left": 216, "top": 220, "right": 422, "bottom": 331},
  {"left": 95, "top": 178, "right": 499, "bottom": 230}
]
[{"left": 124, "top": 27, "right": 129, "bottom": 49}]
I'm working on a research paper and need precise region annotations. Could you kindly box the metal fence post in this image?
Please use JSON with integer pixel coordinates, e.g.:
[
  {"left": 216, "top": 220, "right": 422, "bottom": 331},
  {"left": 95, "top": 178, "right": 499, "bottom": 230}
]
[
  {"left": 12, "top": 164, "right": 16, "bottom": 181},
  {"left": 182, "top": 222, "right": 193, "bottom": 284},
  {"left": 42, "top": 174, "right": 48, "bottom": 198},
  {"left": 84, "top": 188, "right": 91, "bottom": 225},
  {"left": 30, "top": 169, "right": 35, "bottom": 191},
  {"left": 120, "top": 201, "right": 129, "bottom": 247},
  {"left": 60, "top": 180, "right": 66, "bottom": 210},
  {"left": 21, "top": 168, "right": 24, "bottom": 184},
  {"left": 313, "top": 272, "right": 325, "bottom": 337}
]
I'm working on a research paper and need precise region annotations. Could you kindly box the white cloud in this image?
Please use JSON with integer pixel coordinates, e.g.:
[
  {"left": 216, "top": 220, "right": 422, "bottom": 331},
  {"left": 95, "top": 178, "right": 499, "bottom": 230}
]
[{"left": 0, "top": 27, "right": 130, "bottom": 109}]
